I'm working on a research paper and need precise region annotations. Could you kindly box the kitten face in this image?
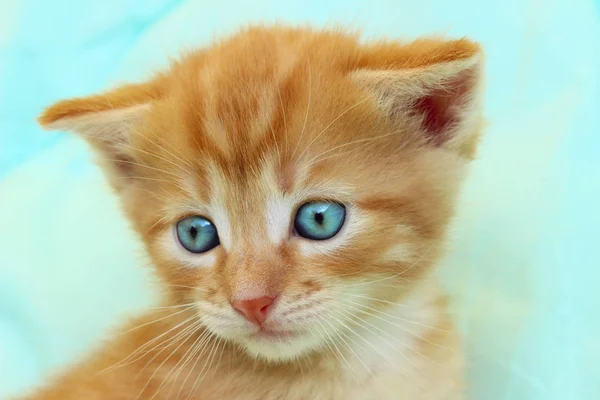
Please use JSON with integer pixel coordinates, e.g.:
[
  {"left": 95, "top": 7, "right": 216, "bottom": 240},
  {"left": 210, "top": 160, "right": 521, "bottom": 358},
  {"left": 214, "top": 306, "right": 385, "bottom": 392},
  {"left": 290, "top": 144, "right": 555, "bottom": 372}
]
[
  {"left": 149, "top": 150, "right": 443, "bottom": 361},
  {"left": 39, "top": 27, "right": 483, "bottom": 361}
]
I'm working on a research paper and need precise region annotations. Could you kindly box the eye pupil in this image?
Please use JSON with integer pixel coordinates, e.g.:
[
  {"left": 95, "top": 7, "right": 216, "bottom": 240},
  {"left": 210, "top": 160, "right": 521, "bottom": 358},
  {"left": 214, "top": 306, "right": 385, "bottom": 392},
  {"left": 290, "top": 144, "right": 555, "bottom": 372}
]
[
  {"left": 189, "top": 226, "right": 198, "bottom": 239},
  {"left": 314, "top": 212, "right": 324, "bottom": 224}
]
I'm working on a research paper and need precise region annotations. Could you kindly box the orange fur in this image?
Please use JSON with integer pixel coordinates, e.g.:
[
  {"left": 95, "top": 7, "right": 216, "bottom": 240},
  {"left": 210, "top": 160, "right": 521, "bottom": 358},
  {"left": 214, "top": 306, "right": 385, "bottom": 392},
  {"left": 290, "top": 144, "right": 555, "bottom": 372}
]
[{"left": 25, "top": 25, "right": 484, "bottom": 400}]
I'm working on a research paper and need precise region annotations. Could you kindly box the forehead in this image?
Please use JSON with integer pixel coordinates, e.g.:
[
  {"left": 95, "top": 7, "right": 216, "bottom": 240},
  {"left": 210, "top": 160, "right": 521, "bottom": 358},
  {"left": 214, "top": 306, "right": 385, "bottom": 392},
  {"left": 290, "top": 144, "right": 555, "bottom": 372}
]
[
  {"left": 137, "top": 29, "right": 412, "bottom": 212},
  {"left": 162, "top": 30, "right": 379, "bottom": 160}
]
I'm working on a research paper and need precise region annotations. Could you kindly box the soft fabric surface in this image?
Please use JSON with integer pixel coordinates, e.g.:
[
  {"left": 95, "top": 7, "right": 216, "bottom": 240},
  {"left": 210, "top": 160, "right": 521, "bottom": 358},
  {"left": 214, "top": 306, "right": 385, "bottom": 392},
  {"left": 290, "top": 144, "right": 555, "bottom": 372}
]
[{"left": 1, "top": 0, "right": 599, "bottom": 398}]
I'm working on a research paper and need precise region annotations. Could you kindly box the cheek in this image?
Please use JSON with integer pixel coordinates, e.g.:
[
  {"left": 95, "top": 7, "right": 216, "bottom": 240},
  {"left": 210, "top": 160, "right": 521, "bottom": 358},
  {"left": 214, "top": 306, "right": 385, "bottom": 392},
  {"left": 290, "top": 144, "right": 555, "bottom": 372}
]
[
  {"left": 297, "top": 226, "right": 425, "bottom": 293},
  {"left": 147, "top": 228, "right": 223, "bottom": 288},
  {"left": 379, "top": 225, "right": 418, "bottom": 263}
]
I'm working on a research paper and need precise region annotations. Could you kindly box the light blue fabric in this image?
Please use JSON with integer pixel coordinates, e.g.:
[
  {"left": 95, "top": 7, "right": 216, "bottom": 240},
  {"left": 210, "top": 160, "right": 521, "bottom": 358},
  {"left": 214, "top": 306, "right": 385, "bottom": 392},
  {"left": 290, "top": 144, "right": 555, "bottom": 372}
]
[{"left": 1, "top": 0, "right": 598, "bottom": 398}]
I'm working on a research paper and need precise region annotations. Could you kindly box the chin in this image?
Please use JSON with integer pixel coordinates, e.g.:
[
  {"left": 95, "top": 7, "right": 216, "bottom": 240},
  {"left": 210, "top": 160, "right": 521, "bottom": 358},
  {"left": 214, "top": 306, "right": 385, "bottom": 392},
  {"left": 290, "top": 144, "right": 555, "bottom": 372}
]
[
  {"left": 243, "top": 332, "right": 321, "bottom": 361},
  {"left": 228, "top": 330, "right": 322, "bottom": 362}
]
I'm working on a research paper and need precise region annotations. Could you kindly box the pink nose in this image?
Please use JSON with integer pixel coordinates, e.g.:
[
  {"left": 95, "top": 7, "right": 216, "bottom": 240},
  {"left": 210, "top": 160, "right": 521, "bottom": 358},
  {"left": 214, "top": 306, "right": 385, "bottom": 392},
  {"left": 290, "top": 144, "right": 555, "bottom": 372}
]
[{"left": 232, "top": 296, "right": 275, "bottom": 326}]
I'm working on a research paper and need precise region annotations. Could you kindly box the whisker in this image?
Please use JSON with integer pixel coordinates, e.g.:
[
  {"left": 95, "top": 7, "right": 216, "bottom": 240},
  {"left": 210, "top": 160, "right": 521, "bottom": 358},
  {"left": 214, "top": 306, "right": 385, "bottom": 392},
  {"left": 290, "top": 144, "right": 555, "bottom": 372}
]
[
  {"left": 252, "top": 352, "right": 259, "bottom": 374},
  {"left": 307, "top": 246, "right": 432, "bottom": 284},
  {"left": 98, "top": 158, "right": 182, "bottom": 179},
  {"left": 125, "top": 186, "right": 164, "bottom": 200},
  {"left": 310, "top": 268, "right": 379, "bottom": 284},
  {"left": 335, "top": 306, "right": 428, "bottom": 380},
  {"left": 139, "top": 121, "right": 196, "bottom": 170},
  {"left": 339, "top": 297, "right": 450, "bottom": 333},
  {"left": 323, "top": 318, "right": 373, "bottom": 380},
  {"left": 213, "top": 338, "right": 226, "bottom": 377},
  {"left": 99, "top": 313, "right": 197, "bottom": 374},
  {"left": 186, "top": 334, "right": 221, "bottom": 400},
  {"left": 336, "top": 245, "right": 434, "bottom": 289},
  {"left": 134, "top": 319, "right": 201, "bottom": 400},
  {"left": 77, "top": 128, "right": 189, "bottom": 174},
  {"left": 306, "top": 325, "right": 336, "bottom": 364},
  {"left": 338, "top": 303, "right": 444, "bottom": 378},
  {"left": 296, "top": 353, "right": 305, "bottom": 381},
  {"left": 135, "top": 320, "right": 200, "bottom": 375},
  {"left": 160, "top": 329, "right": 213, "bottom": 399},
  {"left": 345, "top": 302, "right": 456, "bottom": 354},
  {"left": 315, "top": 320, "right": 361, "bottom": 382},
  {"left": 119, "top": 118, "right": 196, "bottom": 171},
  {"left": 329, "top": 310, "right": 399, "bottom": 373},
  {"left": 265, "top": 43, "right": 290, "bottom": 155},
  {"left": 145, "top": 303, "right": 197, "bottom": 311},
  {"left": 177, "top": 329, "right": 217, "bottom": 400},
  {"left": 303, "top": 131, "right": 396, "bottom": 167},
  {"left": 165, "top": 284, "right": 211, "bottom": 293},
  {"left": 113, "top": 176, "right": 174, "bottom": 183},
  {"left": 119, "top": 306, "right": 195, "bottom": 335},
  {"left": 146, "top": 214, "right": 170, "bottom": 234},
  {"left": 291, "top": 44, "right": 312, "bottom": 159},
  {"left": 344, "top": 308, "right": 456, "bottom": 355},
  {"left": 326, "top": 291, "right": 458, "bottom": 316},
  {"left": 297, "top": 95, "right": 373, "bottom": 161},
  {"left": 276, "top": 77, "right": 289, "bottom": 153}
]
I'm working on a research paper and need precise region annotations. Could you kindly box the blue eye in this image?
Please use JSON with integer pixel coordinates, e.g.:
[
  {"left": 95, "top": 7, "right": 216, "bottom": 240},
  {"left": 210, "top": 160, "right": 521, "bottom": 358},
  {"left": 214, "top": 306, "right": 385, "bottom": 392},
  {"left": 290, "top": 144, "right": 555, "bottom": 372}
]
[
  {"left": 176, "top": 216, "right": 220, "bottom": 253},
  {"left": 294, "top": 201, "right": 346, "bottom": 241}
]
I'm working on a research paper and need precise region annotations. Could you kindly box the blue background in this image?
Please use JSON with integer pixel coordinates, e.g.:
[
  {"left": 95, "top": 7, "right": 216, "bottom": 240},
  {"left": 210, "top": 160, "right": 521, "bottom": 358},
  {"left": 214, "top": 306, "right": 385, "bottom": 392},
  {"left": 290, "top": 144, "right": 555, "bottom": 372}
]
[{"left": 1, "top": 0, "right": 599, "bottom": 398}]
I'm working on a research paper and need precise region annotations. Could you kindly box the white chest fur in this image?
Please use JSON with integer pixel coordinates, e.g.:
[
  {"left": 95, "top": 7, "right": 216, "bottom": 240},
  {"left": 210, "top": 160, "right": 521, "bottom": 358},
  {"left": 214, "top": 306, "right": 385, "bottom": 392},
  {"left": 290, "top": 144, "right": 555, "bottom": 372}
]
[{"left": 333, "top": 290, "right": 461, "bottom": 400}]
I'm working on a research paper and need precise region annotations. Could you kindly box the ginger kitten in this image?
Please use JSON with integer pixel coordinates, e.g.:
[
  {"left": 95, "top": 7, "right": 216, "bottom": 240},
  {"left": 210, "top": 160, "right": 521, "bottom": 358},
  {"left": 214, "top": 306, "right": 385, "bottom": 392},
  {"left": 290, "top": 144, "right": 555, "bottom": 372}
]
[{"left": 25, "top": 25, "right": 483, "bottom": 400}]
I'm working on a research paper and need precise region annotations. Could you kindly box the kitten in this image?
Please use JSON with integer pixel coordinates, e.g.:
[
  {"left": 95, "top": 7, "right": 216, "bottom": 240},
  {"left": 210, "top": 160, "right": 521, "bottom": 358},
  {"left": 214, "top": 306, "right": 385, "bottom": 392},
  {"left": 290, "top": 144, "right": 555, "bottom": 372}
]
[{"left": 25, "top": 25, "right": 483, "bottom": 400}]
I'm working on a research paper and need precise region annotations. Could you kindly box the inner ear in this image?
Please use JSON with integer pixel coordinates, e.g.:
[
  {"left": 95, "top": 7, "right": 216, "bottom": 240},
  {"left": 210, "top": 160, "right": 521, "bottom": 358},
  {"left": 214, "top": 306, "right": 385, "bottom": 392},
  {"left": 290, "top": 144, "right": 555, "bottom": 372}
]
[
  {"left": 352, "top": 53, "right": 483, "bottom": 156},
  {"left": 411, "top": 65, "right": 478, "bottom": 146}
]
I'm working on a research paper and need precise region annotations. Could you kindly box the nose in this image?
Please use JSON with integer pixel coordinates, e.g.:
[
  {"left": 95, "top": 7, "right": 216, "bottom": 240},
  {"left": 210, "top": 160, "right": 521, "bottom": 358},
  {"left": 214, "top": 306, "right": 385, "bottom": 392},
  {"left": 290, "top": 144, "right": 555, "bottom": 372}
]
[{"left": 232, "top": 296, "right": 275, "bottom": 326}]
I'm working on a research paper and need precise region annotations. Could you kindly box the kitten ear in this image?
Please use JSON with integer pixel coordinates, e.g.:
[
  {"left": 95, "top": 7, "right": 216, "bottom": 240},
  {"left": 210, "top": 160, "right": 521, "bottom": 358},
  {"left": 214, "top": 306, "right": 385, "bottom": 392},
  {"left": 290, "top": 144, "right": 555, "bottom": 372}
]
[
  {"left": 38, "top": 79, "right": 164, "bottom": 185},
  {"left": 352, "top": 41, "right": 484, "bottom": 157}
]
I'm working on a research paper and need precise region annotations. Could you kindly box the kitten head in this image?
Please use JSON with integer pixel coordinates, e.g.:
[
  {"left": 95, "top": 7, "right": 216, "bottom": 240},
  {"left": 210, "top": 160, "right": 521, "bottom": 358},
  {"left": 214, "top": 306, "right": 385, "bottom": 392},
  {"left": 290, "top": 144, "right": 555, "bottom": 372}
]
[{"left": 39, "top": 26, "right": 483, "bottom": 361}]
